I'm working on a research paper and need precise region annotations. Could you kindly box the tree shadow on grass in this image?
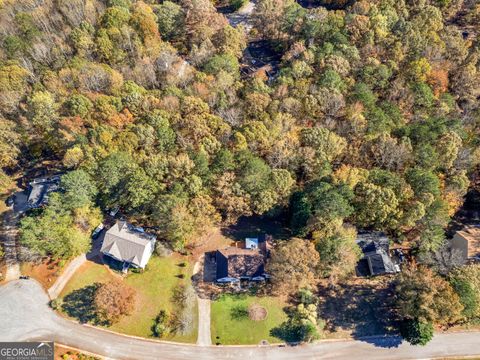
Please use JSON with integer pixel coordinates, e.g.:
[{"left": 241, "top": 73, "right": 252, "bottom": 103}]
[
  {"left": 318, "top": 280, "right": 403, "bottom": 348},
  {"left": 61, "top": 283, "right": 108, "bottom": 326}
]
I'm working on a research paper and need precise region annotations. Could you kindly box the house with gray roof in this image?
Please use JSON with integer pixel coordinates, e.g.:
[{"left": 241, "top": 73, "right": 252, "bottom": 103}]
[
  {"left": 27, "top": 176, "right": 61, "bottom": 209},
  {"left": 101, "top": 221, "right": 156, "bottom": 269},
  {"left": 356, "top": 231, "right": 400, "bottom": 276}
]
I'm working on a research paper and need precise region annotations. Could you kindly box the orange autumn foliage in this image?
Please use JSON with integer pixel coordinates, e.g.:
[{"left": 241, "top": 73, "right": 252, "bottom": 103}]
[
  {"left": 427, "top": 68, "right": 449, "bottom": 97},
  {"left": 107, "top": 108, "right": 134, "bottom": 129}
]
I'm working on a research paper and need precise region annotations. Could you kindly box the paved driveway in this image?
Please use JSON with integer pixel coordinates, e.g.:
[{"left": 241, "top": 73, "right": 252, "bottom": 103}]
[
  {"left": 1, "top": 190, "right": 28, "bottom": 281},
  {"left": 1, "top": 280, "right": 480, "bottom": 360}
]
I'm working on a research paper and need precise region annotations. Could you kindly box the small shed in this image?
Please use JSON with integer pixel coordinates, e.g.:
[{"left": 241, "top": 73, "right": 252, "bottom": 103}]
[{"left": 245, "top": 238, "right": 259, "bottom": 249}]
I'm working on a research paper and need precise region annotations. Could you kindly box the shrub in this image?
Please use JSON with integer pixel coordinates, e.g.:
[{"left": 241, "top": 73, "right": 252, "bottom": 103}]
[
  {"left": 230, "top": 305, "right": 248, "bottom": 320},
  {"left": 400, "top": 319, "right": 434, "bottom": 346},
  {"left": 171, "top": 284, "right": 196, "bottom": 335},
  {"left": 271, "top": 302, "right": 323, "bottom": 343},
  {"left": 153, "top": 310, "right": 169, "bottom": 337},
  {"left": 297, "top": 288, "right": 316, "bottom": 305},
  {"left": 270, "top": 319, "right": 320, "bottom": 343},
  {"left": 50, "top": 298, "right": 62, "bottom": 310},
  {"left": 230, "top": 0, "right": 247, "bottom": 11}
]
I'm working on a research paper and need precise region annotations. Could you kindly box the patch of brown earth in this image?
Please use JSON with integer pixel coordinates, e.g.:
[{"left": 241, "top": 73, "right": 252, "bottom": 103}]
[
  {"left": 21, "top": 258, "right": 65, "bottom": 289},
  {"left": 248, "top": 304, "right": 267, "bottom": 321}
]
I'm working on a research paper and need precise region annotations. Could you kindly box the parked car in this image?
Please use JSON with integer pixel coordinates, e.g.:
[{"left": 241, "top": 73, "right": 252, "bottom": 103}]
[
  {"left": 92, "top": 223, "right": 105, "bottom": 239},
  {"left": 5, "top": 194, "right": 15, "bottom": 207},
  {"left": 109, "top": 206, "right": 120, "bottom": 217}
]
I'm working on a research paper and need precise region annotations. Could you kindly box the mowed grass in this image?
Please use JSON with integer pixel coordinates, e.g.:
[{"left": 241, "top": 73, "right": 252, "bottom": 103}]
[
  {"left": 59, "top": 255, "right": 198, "bottom": 343},
  {"left": 210, "top": 293, "right": 288, "bottom": 345}
]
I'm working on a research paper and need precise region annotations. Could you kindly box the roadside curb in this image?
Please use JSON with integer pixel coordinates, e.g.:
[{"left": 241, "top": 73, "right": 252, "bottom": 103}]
[
  {"left": 7, "top": 278, "right": 480, "bottom": 350},
  {"left": 54, "top": 343, "right": 107, "bottom": 360}
]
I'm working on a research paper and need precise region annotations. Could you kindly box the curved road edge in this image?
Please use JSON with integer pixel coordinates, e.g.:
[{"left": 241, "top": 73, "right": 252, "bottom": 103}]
[{"left": 1, "top": 280, "right": 480, "bottom": 360}]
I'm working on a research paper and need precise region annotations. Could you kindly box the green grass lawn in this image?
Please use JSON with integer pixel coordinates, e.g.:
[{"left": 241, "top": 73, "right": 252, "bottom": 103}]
[
  {"left": 59, "top": 255, "right": 198, "bottom": 343},
  {"left": 210, "top": 293, "right": 288, "bottom": 345}
]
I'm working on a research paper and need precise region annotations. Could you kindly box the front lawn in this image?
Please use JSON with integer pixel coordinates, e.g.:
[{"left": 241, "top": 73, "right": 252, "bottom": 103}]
[
  {"left": 59, "top": 255, "right": 198, "bottom": 343},
  {"left": 210, "top": 293, "right": 288, "bottom": 345}
]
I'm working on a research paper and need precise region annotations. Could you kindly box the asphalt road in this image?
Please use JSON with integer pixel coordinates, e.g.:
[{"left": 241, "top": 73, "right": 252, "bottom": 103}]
[{"left": 1, "top": 280, "right": 480, "bottom": 360}]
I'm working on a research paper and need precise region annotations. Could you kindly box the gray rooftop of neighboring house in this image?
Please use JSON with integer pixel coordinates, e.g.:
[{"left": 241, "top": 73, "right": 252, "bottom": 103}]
[
  {"left": 101, "top": 221, "right": 156, "bottom": 268},
  {"left": 27, "top": 177, "right": 60, "bottom": 208}
]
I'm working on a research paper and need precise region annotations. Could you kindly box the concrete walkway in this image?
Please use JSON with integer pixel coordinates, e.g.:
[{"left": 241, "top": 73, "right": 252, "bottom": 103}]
[
  {"left": 193, "top": 257, "right": 212, "bottom": 346},
  {"left": 47, "top": 254, "right": 86, "bottom": 299},
  {"left": 1, "top": 191, "right": 28, "bottom": 281},
  {"left": 3, "top": 210, "right": 21, "bottom": 281},
  {"left": 2, "top": 280, "right": 480, "bottom": 360},
  {"left": 196, "top": 297, "right": 212, "bottom": 346}
]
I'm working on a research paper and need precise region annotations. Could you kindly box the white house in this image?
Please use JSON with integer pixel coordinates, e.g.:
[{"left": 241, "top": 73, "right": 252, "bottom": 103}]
[{"left": 100, "top": 221, "right": 156, "bottom": 269}]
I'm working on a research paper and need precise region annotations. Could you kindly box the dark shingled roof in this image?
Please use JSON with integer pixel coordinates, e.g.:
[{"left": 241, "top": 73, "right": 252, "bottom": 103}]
[
  {"left": 356, "top": 231, "right": 397, "bottom": 276},
  {"left": 216, "top": 247, "right": 265, "bottom": 280}
]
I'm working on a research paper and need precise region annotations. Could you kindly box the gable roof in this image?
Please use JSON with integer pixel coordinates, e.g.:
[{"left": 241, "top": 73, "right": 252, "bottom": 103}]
[
  {"left": 101, "top": 221, "right": 156, "bottom": 268},
  {"left": 27, "top": 177, "right": 60, "bottom": 208},
  {"left": 356, "top": 231, "right": 397, "bottom": 276},
  {"left": 216, "top": 247, "right": 265, "bottom": 280},
  {"left": 366, "top": 251, "right": 397, "bottom": 275}
]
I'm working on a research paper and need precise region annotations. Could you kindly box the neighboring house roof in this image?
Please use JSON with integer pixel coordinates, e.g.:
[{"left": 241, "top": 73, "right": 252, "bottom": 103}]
[
  {"left": 216, "top": 247, "right": 265, "bottom": 280},
  {"left": 357, "top": 231, "right": 390, "bottom": 253},
  {"left": 101, "top": 221, "right": 156, "bottom": 268},
  {"left": 27, "top": 177, "right": 60, "bottom": 208},
  {"left": 356, "top": 231, "right": 398, "bottom": 276},
  {"left": 453, "top": 226, "right": 480, "bottom": 259}
]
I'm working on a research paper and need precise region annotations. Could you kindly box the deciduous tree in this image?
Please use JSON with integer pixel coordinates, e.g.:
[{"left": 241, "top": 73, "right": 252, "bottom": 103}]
[{"left": 94, "top": 280, "right": 136, "bottom": 324}]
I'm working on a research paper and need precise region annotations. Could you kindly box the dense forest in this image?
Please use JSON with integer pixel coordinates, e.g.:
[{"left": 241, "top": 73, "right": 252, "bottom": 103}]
[{"left": 0, "top": 0, "right": 479, "bottom": 280}]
